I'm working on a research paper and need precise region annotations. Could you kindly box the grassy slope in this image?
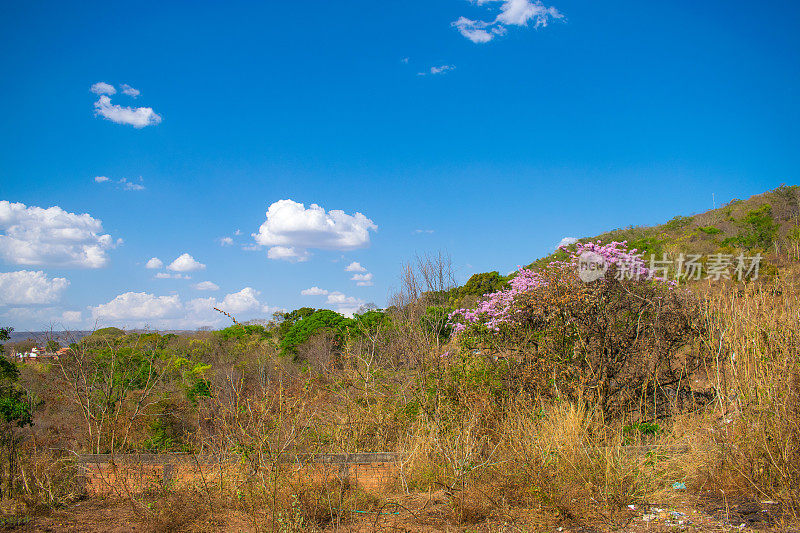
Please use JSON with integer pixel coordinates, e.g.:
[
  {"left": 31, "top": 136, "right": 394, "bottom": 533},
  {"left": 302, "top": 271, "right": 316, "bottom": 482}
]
[{"left": 524, "top": 184, "right": 800, "bottom": 272}]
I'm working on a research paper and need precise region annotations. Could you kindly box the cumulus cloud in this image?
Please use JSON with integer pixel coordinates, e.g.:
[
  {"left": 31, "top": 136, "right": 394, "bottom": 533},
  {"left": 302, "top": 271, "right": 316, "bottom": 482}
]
[
  {"left": 93, "top": 94, "right": 161, "bottom": 128},
  {"left": 145, "top": 257, "right": 163, "bottom": 269},
  {"left": 351, "top": 272, "right": 374, "bottom": 286},
  {"left": 345, "top": 261, "right": 367, "bottom": 273},
  {"left": 453, "top": 0, "right": 563, "bottom": 43},
  {"left": 167, "top": 253, "right": 206, "bottom": 272},
  {"left": 267, "top": 246, "right": 310, "bottom": 262},
  {"left": 253, "top": 200, "right": 377, "bottom": 261},
  {"left": 301, "top": 286, "right": 329, "bottom": 296},
  {"left": 62, "top": 310, "right": 82, "bottom": 322},
  {"left": 557, "top": 236, "right": 579, "bottom": 249},
  {"left": 120, "top": 84, "right": 140, "bottom": 97},
  {"left": 92, "top": 292, "right": 183, "bottom": 321},
  {"left": 193, "top": 281, "right": 219, "bottom": 291},
  {"left": 90, "top": 82, "right": 116, "bottom": 95},
  {"left": 1, "top": 306, "right": 82, "bottom": 329},
  {"left": 326, "top": 291, "right": 365, "bottom": 316},
  {"left": 0, "top": 201, "right": 119, "bottom": 268},
  {"left": 219, "top": 287, "right": 263, "bottom": 314},
  {"left": 94, "top": 176, "right": 110, "bottom": 183},
  {"left": 0, "top": 271, "right": 69, "bottom": 305}
]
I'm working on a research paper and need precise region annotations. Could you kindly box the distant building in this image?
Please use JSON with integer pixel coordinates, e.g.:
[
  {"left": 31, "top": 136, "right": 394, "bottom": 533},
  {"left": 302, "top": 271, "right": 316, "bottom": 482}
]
[{"left": 16, "top": 346, "right": 60, "bottom": 363}]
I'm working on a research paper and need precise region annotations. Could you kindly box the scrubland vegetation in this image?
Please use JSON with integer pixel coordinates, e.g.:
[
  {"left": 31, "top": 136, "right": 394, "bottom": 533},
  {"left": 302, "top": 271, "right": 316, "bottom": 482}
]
[{"left": 2, "top": 186, "right": 800, "bottom": 531}]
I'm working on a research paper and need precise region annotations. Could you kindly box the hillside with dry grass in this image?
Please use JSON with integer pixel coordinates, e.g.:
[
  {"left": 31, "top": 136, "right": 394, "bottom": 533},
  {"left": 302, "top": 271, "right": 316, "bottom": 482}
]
[{"left": 1, "top": 187, "right": 799, "bottom": 532}]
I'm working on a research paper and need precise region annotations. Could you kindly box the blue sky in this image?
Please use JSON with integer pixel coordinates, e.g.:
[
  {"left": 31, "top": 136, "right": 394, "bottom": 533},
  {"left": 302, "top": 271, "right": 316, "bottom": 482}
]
[{"left": 1, "top": 0, "right": 798, "bottom": 331}]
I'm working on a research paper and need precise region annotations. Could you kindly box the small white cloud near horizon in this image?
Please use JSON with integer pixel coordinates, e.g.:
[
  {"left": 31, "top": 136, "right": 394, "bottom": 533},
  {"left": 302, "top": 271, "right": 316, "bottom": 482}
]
[
  {"left": 145, "top": 257, "right": 163, "bottom": 269},
  {"left": 90, "top": 82, "right": 116, "bottom": 95},
  {"left": 0, "top": 271, "right": 69, "bottom": 305},
  {"left": 90, "top": 287, "right": 271, "bottom": 329},
  {"left": 62, "top": 310, "right": 82, "bottom": 322},
  {"left": 0, "top": 201, "right": 120, "bottom": 268},
  {"left": 301, "top": 286, "right": 329, "bottom": 296},
  {"left": 167, "top": 253, "right": 206, "bottom": 272},
  {"left": 453, "top": 0, "right": 564, "bottom": 44},
  {"left": 94, "top": 176, "right": 110, "bottom": 183},
  {"left": 93, "top": 94, "right": 161, "bottom": 128},
  {"left": 326, "top": 291, "right": 365, "bottom": 316},
  {"left": 120, "top": 84, "right": 140, "bottom": 97},
  {"left": 557, "top": 236, "right": 579, "bottom": 248},
  {"left": 414, "top": 229, "right": 435, "bottom": 234},
  {"left": 194, "top": 281, "right": 219, "bottom": 291},
  {"left": 253, "top": 199, "right": 377, "bottom": 262}
]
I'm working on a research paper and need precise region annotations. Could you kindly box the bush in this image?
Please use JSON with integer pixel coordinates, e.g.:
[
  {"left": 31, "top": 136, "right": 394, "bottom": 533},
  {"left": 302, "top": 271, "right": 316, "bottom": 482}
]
[{"left": 451, "top": 241, "right": 703, "bottom": 417}]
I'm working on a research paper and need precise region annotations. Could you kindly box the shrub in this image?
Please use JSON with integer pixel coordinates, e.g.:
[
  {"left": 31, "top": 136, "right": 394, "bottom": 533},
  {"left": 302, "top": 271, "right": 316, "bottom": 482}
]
[{"left": 450, "top": 241, "right": 703, "bottom": 417}]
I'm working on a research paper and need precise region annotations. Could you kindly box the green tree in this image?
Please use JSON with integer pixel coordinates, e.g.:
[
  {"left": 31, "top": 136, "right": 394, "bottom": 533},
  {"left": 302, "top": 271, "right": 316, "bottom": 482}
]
[
  {"left": 458, "top": 271, "right": 508, "bottom": 298},
  {"left": 0, "top": 327, "right": 33, "bottom": 498},
  {"left": 279, "top": 310, "right": 348, "bottom": 356}
]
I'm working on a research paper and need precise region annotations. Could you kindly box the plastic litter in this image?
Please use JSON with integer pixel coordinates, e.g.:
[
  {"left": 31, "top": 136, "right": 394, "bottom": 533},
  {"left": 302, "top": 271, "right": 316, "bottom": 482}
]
[{"left": 672, "top": 481, "right": 687, "bottom": 490}]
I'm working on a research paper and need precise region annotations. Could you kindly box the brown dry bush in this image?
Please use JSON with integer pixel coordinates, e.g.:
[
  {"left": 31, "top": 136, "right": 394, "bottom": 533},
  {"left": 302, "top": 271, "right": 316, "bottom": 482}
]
[{"left": 695, "top": 273, "right": 800, "bottom": 515}]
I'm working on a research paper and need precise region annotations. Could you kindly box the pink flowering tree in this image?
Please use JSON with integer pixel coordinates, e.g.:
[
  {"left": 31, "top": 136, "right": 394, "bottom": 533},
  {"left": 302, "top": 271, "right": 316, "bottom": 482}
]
[{"left": 449, "top": 241, "right": 701, "bottom": 417}]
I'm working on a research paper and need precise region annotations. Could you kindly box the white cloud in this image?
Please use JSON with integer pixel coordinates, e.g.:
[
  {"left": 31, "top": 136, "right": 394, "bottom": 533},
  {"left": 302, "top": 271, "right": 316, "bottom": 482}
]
[
  {"left": 92, "top": 292, "right": 183, "bottom": 321},
  {"left": 301, "top": 286, "right": 329, "bottom": 296},
  {"left": 1, "top": 306, "right": 83, "bottom": 329},
  {"left": 154, "top": 272, "right": 190, "bottom": 279},
  {"left": 89, "top": 287, "right": 272, "bottom": 329},
  {"left": 557, "top": 236, "right": 579, "bottom": 249},
  {"left": 401, "top": 57, "right": 410, "bottom": 64},
  {"left": 120, "top": 84, "right": 140, "bottom": 97},
  {"left": 218, "top": 237, "right": 234, "bottom": 246},
  {"left": 253, "top": 199, "right": 377, "bottom": 261},
  {"left": 119, "top": 177, "right": 145, "bottom": 191},
  {"left": 267, "top": 246, "right": 310, "bottom": 262},
  {"left": 326, "top": 291, "right": 365, "bottom": 316},
  {"left": 93, "top": 94, "right": 161, "bottom": 128},
  {"left": 424, "top": 65, "right": 456, "bottom": 75},
  {"left": 167, "top": 253, "right": 206, "bottom": 272},
  {"left": 90, "top": 82, "right": 116, "bottom": 95},
  {"left": 0, "top": 201, "right": 119, "bottom": 268},
  {"left": 453, "top": 0, "right": 563, "bottom": 43},
  {"left": 351, "top": 272, "right": 374, "bottom": 286},
  {"left": 345, "top": 261, "right": 367, "bottom": 273},
  {"left": 414, "top": 229, "right": 435, "bottom": 234},
  {"left": 219, "top": 287, "right": 263, "bottom": 314},
  {"left": 94, "top": 175, "right": 145, "bottom": 191},
  {"left": 62, "top": 310, "right": 82, "bottom": 322},
  {"left": 145, "top": 257, "right": 163, "bottom": 269},
  {"left": 0, "top": 271, "right": 69, "bottom": 305},
  {"left": 193, "top": 281, "right": 219, "bottom": 291}
]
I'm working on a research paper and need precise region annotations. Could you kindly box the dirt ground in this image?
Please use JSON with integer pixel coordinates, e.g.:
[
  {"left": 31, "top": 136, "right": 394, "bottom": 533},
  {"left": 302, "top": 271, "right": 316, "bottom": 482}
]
[{"left": 13, "top": 489, "right": 800, "bottom": 533}]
